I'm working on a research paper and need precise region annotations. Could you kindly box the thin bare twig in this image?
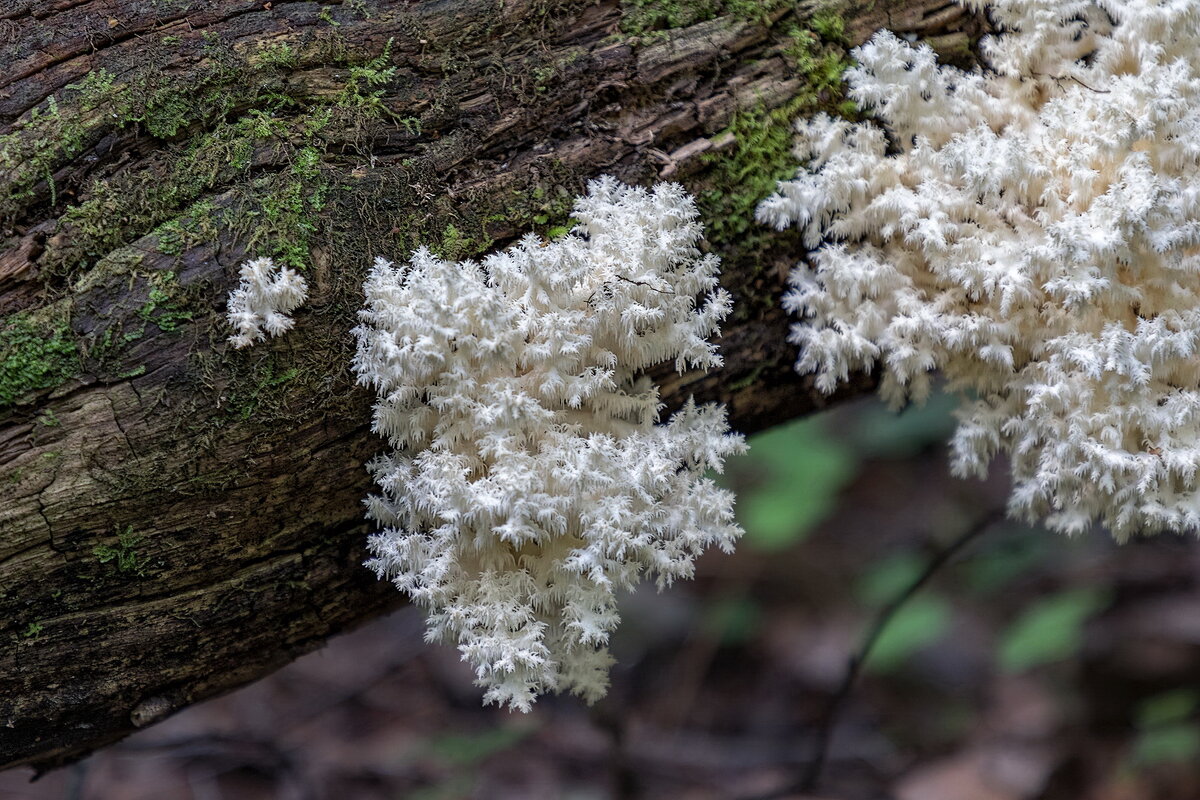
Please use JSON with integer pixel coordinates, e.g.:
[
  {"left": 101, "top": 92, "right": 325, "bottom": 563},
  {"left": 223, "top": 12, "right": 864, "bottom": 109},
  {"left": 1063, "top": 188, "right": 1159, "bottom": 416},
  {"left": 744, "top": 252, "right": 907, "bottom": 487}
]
[
  {"left": 801, "top": 508, "right": 1004, "bottom": 792},
  {"left": 1031, "top": 69, "right": 1111, "bottom": 93},
  {"left": 741, "top": 508, "right": 1005, "bottom": 800}
]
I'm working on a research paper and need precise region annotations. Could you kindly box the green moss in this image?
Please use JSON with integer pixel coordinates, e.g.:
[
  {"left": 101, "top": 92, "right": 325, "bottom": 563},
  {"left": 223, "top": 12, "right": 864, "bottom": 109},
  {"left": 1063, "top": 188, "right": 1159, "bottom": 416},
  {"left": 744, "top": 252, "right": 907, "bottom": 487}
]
[
  {"left": 214, "top": 351, "right": 307, "bottom": 423},
  {"left": 136, "top": 271, "right": 195, "bottom": 333},
  {"left": 238, "top": 144, "right": 330, "bottom": 270},
  {"left": 0, "top": 34, "right": 420, "bottom": 438},
  {"left": 49, "top": 115, "right": 257, "bottom": 275},
  {"left": 2, "top": 22, "right": 394, "bottom": 265},
  {"left": 619, "top": 0, "right": 785, "bottom": 36},
  {"left": 135, "top": 67, "right": 247, "bottom": 141},
  {"left": 699, "top": 11, "right": 854, "bottom": 242},
  {"left": 433, "top": 223, "right": 474, "bottom": 260},
  {"left": 327, "top": 38, "right": 407, "bottom": 151},
  {"left": 72, "top": 248, "right": 210, "bottom": 380},
  {"left": 50, "top": 103, "right": 305, "bottom": 276},
  {"left": 2, "top": 33, "right": 266, "bottom": 238},
  {"left": 808, "top": 9, "right": 848, "bottom": 44},
  {"left": 337, "top": 38, "right": 396, "bottom": 110},
  {"left": 152, "top": 199, "right": 220, "bottom": 257},
  {"left": 616, "top": 0, "right": 856, "bottom": 267},
  {"left": 72, "top": 69, "right": 118, "bottom": 108},
  {"left": 506, "top": 183, "right": 577, "bottom": 239},
  {"left": 41, "top": 35, "right": 407, "bottom": 282},
  {"left": 93, "top": 525, "right": 147, "bottom": 576},
  {"left": 687, "top": 10, "right": 855, "bottom": 315},
  {"left": 722, "top": 0, "right": 788, "bottom": 24},
  {"left": 0, "top": 93, "right": 91, "bottom": 223},
  {"left": 388, "top": 170, "right": 580, "bottom": 263},
  {"left": 620, "top": 0, "right": 718, "bottom": 35},
  {"left": 117, "top": 365, "right": 147, "bottom": 379},
  {"left": 0, "top": 310, "right": 78, "bottom": 407},
  {"left": 782, "top": 16, "right": 854, "bottom": 90},
  {"left": 0, "top": 53, "right": 255, "bottom": 227},
  {"left": 528, "top": 48, "right": 587, "bottom": 95},
  {"left": 701, "top": 101, "right": 804, "bottom": 246},
  {"left": 143, "top": 86, "right": 199, "bottom": 139},
  {"left": 253, "top": 41, "right": 299, "bottom": 70}
]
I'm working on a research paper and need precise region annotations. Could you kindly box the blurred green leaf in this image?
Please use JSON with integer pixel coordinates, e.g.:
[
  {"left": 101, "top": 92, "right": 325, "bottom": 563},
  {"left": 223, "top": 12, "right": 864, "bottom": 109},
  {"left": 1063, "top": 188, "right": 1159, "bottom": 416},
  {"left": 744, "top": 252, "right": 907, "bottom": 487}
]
[
  {"left": 1138, "top": 689, "right": 1198, "bottom": 727},
  {"left": 703, "top": 594, "right": 761, "bottom": 644},
  {"left": 406, "top": 775, "right": 475, "bottom": 800},
  {"left": 864, "top": 594, "right": 952, "bottom": 673},
  {"left": 999, "top": 588, "right": 1109, "bottom": 672},
  {"left": 429, "top": 727, "right": 530, "bottom": 766},
  {"left": 739, "top": 490, "right": 820, "bottom": 549},
  {"left": 731, "top": 416, "right": 857, "bottom": 550},
  {"left": 964, "top": 527, "right": 1051, "bottom": 595},
  {"left": 856, "top": 552, "right": 925, "bottom": 609},
  {"left": 1133, "top": 724, "right": 1200, "bottom": 766},
  {"left": 849, "top": 392, "right": 959, "bottom": 458}
]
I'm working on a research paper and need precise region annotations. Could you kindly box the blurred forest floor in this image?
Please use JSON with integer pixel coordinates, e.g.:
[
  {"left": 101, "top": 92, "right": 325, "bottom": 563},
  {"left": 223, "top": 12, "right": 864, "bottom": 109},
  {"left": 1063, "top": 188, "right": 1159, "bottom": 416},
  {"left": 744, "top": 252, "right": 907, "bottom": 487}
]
[{"left": 3, "top": 394, "right": 1199, "bottom": 800}]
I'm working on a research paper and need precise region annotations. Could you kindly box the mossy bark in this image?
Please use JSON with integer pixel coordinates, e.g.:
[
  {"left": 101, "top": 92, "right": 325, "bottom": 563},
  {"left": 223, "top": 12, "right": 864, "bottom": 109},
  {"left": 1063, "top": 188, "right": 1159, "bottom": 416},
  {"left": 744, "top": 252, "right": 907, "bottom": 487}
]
[{"left": 0, "top": 0, "right": 980, "bottom": 773}]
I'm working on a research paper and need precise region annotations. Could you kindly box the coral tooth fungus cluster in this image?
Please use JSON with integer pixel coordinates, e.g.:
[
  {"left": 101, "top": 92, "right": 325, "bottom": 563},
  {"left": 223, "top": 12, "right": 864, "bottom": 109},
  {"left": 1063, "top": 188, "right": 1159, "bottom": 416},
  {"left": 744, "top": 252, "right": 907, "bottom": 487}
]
[
  {"left": 352, "top": 178, "right": 744, "bottom": 709},
  {"left": 760, "top": 0, "right": 1200, "bottom": 537}
]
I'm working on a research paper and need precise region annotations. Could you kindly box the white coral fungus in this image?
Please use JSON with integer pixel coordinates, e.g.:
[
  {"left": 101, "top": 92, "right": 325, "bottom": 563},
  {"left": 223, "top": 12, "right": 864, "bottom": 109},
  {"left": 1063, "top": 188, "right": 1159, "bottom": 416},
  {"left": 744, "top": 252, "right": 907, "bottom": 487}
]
[
  {"left": 759, "top": 0, "right": 1200, "bottom": 537},
  {"left": 225, "top": 256, "right": 309, "bottom": 349},
  {"left": 352, "top": 177, "right": 745, "bottom": 710}
]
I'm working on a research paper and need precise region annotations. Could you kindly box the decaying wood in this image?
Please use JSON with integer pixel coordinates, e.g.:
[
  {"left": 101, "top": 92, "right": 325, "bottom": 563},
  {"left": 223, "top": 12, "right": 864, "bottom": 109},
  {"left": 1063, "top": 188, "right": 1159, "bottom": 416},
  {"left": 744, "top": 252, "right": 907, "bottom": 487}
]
[{"left": 0, "top": 0, "right": 979, "bottom": 773}]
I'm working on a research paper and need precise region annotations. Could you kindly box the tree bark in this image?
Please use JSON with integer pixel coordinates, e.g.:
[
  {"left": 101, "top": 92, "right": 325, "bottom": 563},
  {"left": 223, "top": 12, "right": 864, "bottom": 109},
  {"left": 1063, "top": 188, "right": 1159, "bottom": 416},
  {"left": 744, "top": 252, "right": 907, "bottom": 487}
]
[{"left": 0, "top": 0, "right": 978, "bottom": 773}]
